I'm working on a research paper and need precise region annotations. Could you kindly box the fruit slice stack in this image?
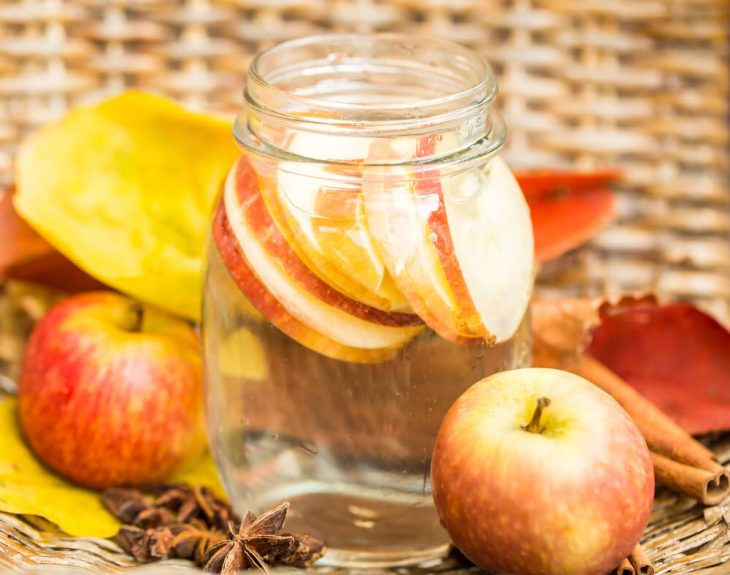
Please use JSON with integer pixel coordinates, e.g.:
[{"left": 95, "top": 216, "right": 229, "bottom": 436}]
[{"left": 213, "top": 134, "right": 534, "bottom": 363}]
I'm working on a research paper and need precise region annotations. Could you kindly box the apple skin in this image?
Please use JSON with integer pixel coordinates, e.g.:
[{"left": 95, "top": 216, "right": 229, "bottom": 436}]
[
  {"left": 212, "top": 198, "right": 406, "bottom": 364},
  {"left": 19, "top": 292, "right": 206, "bottom": 488},
  {"left": 431, "top": 368, "right": 654, "bottom": 575},
  {"left": 229, "top": 155, "right": 420, "bottom": 327}
]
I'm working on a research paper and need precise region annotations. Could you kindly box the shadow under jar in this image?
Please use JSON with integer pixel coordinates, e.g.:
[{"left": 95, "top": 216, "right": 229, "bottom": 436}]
[{"left": 203, "top": 34, "right": 534, "bottom": 567}]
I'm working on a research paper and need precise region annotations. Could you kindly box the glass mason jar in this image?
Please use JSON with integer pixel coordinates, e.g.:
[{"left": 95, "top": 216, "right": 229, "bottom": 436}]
[{"left": 203, "top": 34, "right": 533, "bottom": 567}]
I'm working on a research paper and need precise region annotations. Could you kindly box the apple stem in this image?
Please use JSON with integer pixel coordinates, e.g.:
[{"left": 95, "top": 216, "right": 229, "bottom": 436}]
[
  {"left": 522, "top": 397, "right": 551, "bottom": 434},
  {"left": 129, "top": 303, "right": 144, "bottom": 332}
]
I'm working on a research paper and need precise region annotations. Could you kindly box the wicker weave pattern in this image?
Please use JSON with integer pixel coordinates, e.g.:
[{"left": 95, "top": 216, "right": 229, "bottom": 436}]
[
  {"left": 1, "top": 0, "right": 728, "bottom": 321},
  {"left": 0, "top": 455, "right": 729, "bottom": 574}
]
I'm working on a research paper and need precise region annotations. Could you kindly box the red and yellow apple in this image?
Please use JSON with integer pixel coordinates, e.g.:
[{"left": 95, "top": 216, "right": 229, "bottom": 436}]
[
  {"left": 19, "top": 291, "right": 206, "bottom": 488},
  {"left": 431, "top": 368, "right": 654, "bottom": 575}
]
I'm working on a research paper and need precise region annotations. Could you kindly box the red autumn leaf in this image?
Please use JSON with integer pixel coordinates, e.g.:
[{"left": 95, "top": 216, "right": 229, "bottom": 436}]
[
  {"left": 517, "top": 169, "right": 620, "bottom": 200},
  {"left": 586, "top": 302, "right": 730, "bottom": 435},
  {"left": 514, "top": 171, "right": 618, "bottom": 262},
  {"left": 528, "top": 187, "right": 615, "bottom": 262}
]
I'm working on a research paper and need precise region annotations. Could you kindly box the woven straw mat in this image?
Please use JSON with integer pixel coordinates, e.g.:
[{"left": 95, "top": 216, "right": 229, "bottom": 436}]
[
  {"left": 0, "top": 0, "right": 729, "bottom": 573},
  {"left": 0, "top": 0, "right": 728, "bottom": 322}
]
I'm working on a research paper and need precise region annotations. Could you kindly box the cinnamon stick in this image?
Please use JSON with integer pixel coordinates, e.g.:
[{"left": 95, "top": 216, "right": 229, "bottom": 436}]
[
  {"left": 577, "top": 355, "right": 720, "bottom": 473},
  {"left": 651, "top": 452, "right": 730, "bottom": 506},
  {"left": 615, "top": 556, "right": 635, "bottom": 575},
  {"left": 627, "top": 544, "right": 654, "bottom": 575}
]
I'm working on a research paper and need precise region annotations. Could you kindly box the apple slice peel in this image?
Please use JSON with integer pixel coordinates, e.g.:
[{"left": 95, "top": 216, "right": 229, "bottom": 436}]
[
  {"left": 213, "top": 200, "right": 411, "bottom": 364},
  {"left": 361, "top": 140, "right": 479, "bottom": 345},
  {"left": 413, "top": 135, "right": 485, "bottom": 339},
  {"left": 362, "top": 137, "right": 534, "bottom": 344},
  {"left": 440, "top": 155, "right": 534, "bottom": 343},
  {"left": 273, "top": 133, "right": 412, "bottom": 313},
  {"left": 222, "top": 158, "right": 423, "bottom": 351},
  {"left": 229, "top": 156, "right": 420, "bottom": 328}
]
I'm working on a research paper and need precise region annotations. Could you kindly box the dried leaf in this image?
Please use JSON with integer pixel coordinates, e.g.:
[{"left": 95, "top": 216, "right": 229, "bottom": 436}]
[
  {"left": 516, "top": 169, "right": 620, "bottom": 199},
  {"left": 516, "top": 171, "right": 618, "bottom": 262},
  {"left": 1, "top": 188, "right": 104, "bottom": 293},
  {"left": 0, "top": 187, "right": 51, "bottom": 273},
  {"left": 101, "top": 488, "right": 152, "bottom": 524},
  {"left": 14, "top": 91, "right": 240, "bottom": 321},
  {"left": 529, "top": 187, "right": 615, "bottom": 262},
  {"left": 587, "top": 302, "right": 730, "bottom": 435},
  {"left": 532, "top": 296, "right": 730, "bottom": 435},
  {"left": 531, "top": 295, "right": 657, "bottom": 368},
  {"left": 0, "top": 396, "right": 225, "bottom": 538}
]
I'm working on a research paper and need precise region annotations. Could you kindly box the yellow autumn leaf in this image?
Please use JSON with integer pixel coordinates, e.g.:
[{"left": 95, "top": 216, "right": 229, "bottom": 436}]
[
  {"left": 0, "top": 396, "right": 225, "bottom": 539},
  {"left": 14, "top": 91, "right": 240, "bottom": 321}
]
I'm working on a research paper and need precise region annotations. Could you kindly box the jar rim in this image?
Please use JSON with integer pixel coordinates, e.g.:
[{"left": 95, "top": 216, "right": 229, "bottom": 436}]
[
  {"left": 237, "top": 33, "right": 506, "bottom": 168},
  {"left": 246, "top": 33, "right": 497, "bottom": 124}
]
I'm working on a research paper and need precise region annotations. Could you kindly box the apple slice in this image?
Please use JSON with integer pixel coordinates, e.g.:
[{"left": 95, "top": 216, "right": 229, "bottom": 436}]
[
  {"left": 363, "top": 138, "right": 534, "bottom": 344},
  {"left": 271, "top": 133, "right": 412, "bottom": 313},
  {"left": 361, "top": 140, "right": 478, "bottom": 344},
  {"left": 221, "top": 158, "right": 422, "bottom": 354},
  {"left": 439, "top": 154, "right": 534, "bottom": 343},
  {"left": 412, "top": 136, "right": 486, "bottom": 340},
  {"left": 229, "top": 156, "right": 420, "bottom": 328},
  {"left": 311, "top": 183, "right": 411, "bottom": 312},
  {"left": 213, "top": 202, "right": 413, "bottom": 364}
]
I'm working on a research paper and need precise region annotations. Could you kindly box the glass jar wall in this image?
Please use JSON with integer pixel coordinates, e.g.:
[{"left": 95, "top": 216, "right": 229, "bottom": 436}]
[{"left": 203, "top": 34, "right": 534, "bottom": 567}]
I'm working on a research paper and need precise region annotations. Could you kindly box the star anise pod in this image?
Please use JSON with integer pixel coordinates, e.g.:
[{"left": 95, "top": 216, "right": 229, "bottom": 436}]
[
  {"left": 113, "top": 525, "right": 175, "bottom": 563},
  {"left": 102, "top": 488, "right": 153, "bottom": 524},
  {"left": 101, "top": 487, "right": 178, "bottom": 528},
  {"left": 107, "top": 485, "right": 326, "bottom": 571},
  {"left": 169, "top": 520, "right": 227, "bottom": 566},
  {"left": 155, "top": 484, "right": 237, "bottom": 530},
  {"left": 114, "top": 525, "right": 150, "bottom": 562},
  {"left": 204, "top": 503, "right": 295, "bottom": 574},
  {"left": 147, "top": 526, "right": 176, "bottom": 560},
  {"left": 153, "top": 484, "right": 194, "bottom": 510},
  {"left": 277, "top": 533, "right": 327, "bottom": 568},
  {"left": 134, "top": 506, "right": 178, "bottom": 528}
]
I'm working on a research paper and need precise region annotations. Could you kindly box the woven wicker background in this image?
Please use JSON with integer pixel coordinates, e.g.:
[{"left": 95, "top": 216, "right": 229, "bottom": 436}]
[{"left": 0, "top": 0, "right": 729, "bottom": 323}]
